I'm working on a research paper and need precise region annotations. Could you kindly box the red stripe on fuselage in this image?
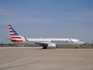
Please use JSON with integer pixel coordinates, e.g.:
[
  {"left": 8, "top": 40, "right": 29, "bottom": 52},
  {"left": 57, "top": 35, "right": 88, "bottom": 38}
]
[{"left": 71, "top": 40, "right": 73, "bottom": 43}]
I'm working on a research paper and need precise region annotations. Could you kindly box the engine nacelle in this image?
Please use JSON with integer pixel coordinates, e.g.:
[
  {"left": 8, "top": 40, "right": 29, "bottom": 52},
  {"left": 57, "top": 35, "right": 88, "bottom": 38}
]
[{"left": 48, "top": 43, "right": 56, "bottom": 47}]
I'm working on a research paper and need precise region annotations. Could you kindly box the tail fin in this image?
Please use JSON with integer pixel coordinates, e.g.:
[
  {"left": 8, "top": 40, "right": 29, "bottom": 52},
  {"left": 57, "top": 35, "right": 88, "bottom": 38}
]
[{"left": 8, "top": 24, "right": 24, "bottom": 42}]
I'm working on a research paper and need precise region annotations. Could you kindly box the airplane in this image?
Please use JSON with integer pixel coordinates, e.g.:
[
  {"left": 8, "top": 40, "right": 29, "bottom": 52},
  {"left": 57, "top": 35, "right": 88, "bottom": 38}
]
[{"left": 7, "top": 24, "right": 84, "bottom": 49}]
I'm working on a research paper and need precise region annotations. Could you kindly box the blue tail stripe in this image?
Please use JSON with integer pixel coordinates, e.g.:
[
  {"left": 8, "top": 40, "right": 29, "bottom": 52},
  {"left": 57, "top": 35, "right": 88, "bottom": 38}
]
[{"left": 10, "top": 25, "right": 19, "bottom": 35}]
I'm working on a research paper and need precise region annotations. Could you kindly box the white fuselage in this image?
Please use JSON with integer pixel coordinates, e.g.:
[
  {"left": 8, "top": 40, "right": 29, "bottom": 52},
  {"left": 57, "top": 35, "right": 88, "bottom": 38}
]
[{"left": 23, "top": 38, "right": 84, "bottom": 46}]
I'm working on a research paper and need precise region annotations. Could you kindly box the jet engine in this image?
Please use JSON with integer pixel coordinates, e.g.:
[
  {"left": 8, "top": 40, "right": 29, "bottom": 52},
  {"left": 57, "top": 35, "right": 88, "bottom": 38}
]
[{"left": 48, "top": 43, "right": 56, "bottom": 47}]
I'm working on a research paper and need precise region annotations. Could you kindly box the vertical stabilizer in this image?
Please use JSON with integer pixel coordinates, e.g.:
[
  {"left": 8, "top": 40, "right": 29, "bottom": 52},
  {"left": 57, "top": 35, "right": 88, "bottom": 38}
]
[{"left": 8, "top": 24, "right": 24, "bottom": 42}]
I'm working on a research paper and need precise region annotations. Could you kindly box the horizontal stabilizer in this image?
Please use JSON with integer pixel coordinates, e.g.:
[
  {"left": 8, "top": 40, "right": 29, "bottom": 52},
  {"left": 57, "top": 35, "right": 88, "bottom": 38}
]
[{"left": 5, "top": 38, "right": 12, "bottom": 40}]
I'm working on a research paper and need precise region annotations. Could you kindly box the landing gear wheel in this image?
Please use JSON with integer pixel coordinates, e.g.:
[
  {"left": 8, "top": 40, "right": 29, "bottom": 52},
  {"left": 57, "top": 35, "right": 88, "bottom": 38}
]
[
  {"left": 42, "top": 46, "right": 47, "bottom": 49},
  {"left": 75, "top": 46, "right": 77, "bottom": 49},
  {"left": 56, "top": 46, "right": 58, "bottom": 48}
]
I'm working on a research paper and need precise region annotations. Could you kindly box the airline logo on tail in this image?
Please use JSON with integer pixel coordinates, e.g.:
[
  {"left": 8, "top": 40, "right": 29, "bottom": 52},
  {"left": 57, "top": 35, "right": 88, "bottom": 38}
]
[{"left": 8, "top": 24, "right": 24, "bottom": 42}]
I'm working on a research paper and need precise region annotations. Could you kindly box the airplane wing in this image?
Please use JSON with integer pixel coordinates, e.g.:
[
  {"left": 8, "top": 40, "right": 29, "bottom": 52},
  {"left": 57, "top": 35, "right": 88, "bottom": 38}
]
[
  {"left": 35, "top": 41, "right": 51, "bottom": 46},
  {"left": 23, "top": 36, "right": 51, "bottom": 46}
]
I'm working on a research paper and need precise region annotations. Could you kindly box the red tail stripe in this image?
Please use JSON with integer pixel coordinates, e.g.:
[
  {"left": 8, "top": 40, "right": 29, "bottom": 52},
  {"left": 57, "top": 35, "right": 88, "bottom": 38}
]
[
  {"left": 10, "top": 34, "right": 15, "bottom": 36},
  {"left": 11, "top": 37, "right": 21, "bottom": 38},
  {"left": 10, "top": 36, "right": 21, "bottom": 37},
  {"left": 9, "top": 29, "right": 13, "bottom": 31},
  {"left": 9, "top": 28, "right": 12, "bottom": 29},
  {"left": 8, "top": 24, "right": 10, "bottom": 26},
  {"left": 10, "top": 31, "right": 13, "bottom": 32},
  {"left": 11, "top": 40, "right": 23, "bottom": 42}
]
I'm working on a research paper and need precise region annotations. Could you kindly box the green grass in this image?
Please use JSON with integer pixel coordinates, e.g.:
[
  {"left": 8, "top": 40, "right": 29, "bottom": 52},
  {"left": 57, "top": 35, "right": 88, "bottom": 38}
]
[
  {"left": 58, "top": 45, "right": 93, "bottom": 49},
  {"left": 0, "top": 45, "right": 93, "bottom": 49}
]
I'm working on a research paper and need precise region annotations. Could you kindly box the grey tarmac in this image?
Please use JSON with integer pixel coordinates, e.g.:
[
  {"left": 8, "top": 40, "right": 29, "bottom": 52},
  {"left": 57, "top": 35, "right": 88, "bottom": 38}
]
[{"left": 0, "top": 47, "right": 93, "bottom": 70}]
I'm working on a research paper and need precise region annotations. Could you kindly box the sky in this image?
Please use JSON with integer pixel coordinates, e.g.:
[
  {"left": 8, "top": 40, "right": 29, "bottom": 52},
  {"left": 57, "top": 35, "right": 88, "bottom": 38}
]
[{"left": 0, "top": 0, "right": 93, "bottom": 43}]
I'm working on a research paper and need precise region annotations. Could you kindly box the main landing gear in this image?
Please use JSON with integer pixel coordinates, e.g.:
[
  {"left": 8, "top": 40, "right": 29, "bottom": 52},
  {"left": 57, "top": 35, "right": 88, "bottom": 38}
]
[{"left": 42, "top": 46, "right": 47, "bottom": 49}]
